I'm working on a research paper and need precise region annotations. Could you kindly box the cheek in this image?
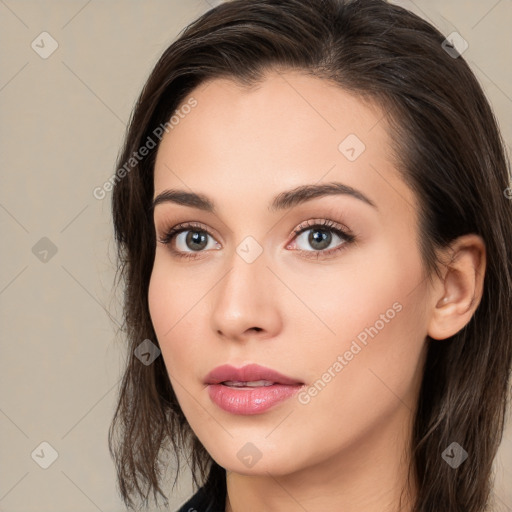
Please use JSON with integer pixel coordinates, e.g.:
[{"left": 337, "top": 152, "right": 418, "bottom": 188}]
[
  {"left": 292, "top": 245, "right": 427, "bottom": 440},
  {"left": 288, "top": 234, "right": 427, "bottom": 392},
  {"left": 148, "top": 261, "right": 172, "bottom": 342},
  {"left": 283, "top": 231, "right": 424, "bottom": 359},
  {"left": 148, "top": 258, "right": 202, "bottom": 376},
  {"left": 148, "top": 261, "right": 213, "bottom": 428},
  {"left": 296, "top": 295, "right": 426, "bottom": 456}
]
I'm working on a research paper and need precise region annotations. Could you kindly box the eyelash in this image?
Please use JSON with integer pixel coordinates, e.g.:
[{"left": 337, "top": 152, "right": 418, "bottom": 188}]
[{"left": 157, "top": 219, "right": 356, "bottom": 261}]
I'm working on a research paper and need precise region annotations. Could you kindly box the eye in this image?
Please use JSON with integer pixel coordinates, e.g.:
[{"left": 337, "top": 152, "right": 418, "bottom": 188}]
[
  {"left": 288, "top": 219, "right": 355, "bottom": 260},
  {"left": 157, "top": 222, "right": 220, "bottom": 260},
  {"left": 157, "top": 218, "right": 356, "bottom": 261}
]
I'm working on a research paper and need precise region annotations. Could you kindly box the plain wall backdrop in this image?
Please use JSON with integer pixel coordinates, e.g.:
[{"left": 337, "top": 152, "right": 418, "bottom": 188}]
[{"left": 1, "top": 0, "right": 511, "bottom": 510}]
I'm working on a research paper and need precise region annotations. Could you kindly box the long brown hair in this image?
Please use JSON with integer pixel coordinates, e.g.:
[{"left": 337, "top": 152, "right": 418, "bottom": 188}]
[{"left": 108, "top": 0, "right": 512, "bottom": 510}]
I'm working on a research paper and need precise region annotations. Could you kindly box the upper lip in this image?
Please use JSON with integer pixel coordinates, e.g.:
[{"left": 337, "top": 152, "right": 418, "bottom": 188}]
[{"left": 204, "top": 364, "right": 303, "bottom": 385}]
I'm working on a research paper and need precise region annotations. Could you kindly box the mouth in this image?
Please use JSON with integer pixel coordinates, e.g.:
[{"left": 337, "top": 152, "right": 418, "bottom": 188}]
[
  {"left": 204, "top": 363, "right": 304, "bottom": 386},
  {"left": 220, "top": 380, "right": 276, "bottom": 388},
  {"left": 204, "top": 364, "right": 304, "bottom": 415}
]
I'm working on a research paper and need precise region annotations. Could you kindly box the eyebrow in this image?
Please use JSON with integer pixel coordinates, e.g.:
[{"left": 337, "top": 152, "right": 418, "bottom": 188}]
[{"left": 151, "top": 182, "right": 377, "bottom": 213}]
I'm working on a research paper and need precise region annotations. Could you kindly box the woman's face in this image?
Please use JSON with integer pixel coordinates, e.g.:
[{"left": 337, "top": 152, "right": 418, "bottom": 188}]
[{"left": 149, "top": 70, "right": 434, "bottom": 477}]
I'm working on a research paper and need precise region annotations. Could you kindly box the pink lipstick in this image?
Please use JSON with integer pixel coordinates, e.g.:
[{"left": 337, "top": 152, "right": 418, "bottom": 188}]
[{"left": 205, "top": 364, "right": 304, "bottom": 415}]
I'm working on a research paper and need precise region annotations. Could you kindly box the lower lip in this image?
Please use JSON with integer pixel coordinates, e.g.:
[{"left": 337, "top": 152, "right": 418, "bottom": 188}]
[{"left": 207, "top": 383, "right": 302, "bottom": 415}]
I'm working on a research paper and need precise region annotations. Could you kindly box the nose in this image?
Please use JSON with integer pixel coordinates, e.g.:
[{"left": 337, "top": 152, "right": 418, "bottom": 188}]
[{"left": 210, "top": 245, "right": 282, "bottom": 343}]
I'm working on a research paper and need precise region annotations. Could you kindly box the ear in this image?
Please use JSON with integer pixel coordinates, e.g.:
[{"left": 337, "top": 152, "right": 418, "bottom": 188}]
[{"left": 427, "top": 234, "right": 486, "bottom": 341}]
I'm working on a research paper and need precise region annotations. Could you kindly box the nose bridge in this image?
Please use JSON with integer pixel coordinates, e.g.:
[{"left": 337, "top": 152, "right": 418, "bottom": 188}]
[{"left": 210, "top": 239, "right": 281, "bottom": 339}]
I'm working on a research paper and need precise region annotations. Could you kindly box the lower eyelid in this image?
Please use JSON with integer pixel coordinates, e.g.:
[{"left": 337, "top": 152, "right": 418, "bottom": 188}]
[{"left": 288, "top": 232, "right": 353, "bottom": 256}]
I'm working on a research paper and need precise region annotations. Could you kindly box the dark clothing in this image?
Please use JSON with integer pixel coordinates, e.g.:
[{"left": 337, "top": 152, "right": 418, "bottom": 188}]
[{"left": 175, "top": 484, "right": 226, "bottom": 512}]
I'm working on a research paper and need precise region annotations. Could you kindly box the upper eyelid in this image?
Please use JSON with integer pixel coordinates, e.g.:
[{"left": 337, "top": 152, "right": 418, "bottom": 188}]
[
  {"left": 293, "top": 218, "right": 351, "bottom": 234},
  {"left": 156, "top": 221, "right": 215, "bottom": 243},
  {"left": 159, "top": 218, "right": 348, "bottom": 234}
]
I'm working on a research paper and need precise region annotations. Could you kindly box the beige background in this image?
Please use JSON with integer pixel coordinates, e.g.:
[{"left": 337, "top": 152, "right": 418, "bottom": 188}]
[{"left": 0, "top": 1, "right": 510, "bottom": 510}]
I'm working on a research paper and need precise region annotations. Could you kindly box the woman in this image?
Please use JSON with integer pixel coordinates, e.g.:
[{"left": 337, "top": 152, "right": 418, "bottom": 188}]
[{"left": 108, "top": 0, "right": 512, "bottom": 511}]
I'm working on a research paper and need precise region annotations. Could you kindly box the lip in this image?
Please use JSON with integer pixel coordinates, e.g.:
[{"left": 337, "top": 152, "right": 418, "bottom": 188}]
[
  {"left": 205, "top": 364, "right": 304, "bottom": 415},
  {"left": 204, "top": 363, "right": 303, "bottom": 386}
]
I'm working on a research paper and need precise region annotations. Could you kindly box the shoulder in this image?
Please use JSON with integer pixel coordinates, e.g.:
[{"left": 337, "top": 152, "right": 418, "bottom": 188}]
[{"left": 175, "top": 485, "right": 226, "bottom": 512}]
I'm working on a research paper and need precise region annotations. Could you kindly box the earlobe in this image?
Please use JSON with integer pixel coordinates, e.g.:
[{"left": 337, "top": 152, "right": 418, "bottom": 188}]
[{"left": 427, "top": 234, "right": 486, "bottom": 341}]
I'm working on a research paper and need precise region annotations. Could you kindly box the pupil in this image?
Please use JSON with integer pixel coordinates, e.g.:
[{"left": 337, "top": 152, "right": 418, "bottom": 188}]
[
  {"left": 186, "top": 231, "right": 207, "bottom": 251},
  {"left": 309, "top": 229, "right": 331, "bottom": 250}
]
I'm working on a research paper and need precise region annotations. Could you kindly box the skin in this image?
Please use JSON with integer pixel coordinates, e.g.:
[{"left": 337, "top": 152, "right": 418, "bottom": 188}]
[{"left": 148, "top": 70, "right": 486, "bottom": 512}]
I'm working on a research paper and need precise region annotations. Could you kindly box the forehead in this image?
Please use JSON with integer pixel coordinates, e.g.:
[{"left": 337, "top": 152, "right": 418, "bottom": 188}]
[
  {"left": 158, "top": 70, "right": 385, "bottom": 155},
  {"left": 153, "top": 70, "right": 416, "bottom": 218}
]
